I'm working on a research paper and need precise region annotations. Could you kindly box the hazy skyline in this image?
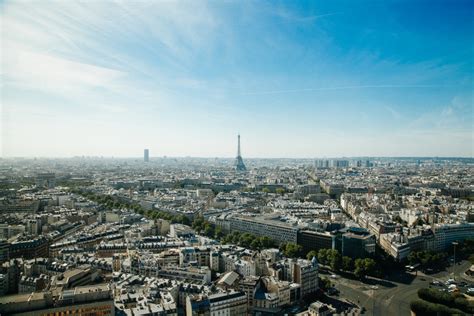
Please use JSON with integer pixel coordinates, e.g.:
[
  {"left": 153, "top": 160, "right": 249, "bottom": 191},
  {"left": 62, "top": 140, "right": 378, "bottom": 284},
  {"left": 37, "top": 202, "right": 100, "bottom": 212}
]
[{"left": 1, "top": 0, "right": 473, "bottom": 158}]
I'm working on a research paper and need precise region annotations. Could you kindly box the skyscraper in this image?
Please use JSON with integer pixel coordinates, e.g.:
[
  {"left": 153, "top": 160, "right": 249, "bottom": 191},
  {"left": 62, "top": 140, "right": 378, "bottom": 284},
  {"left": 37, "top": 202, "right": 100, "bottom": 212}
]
[
  {"left": 144, "top": 149, "right": 149, "bottom": 162},
  {"left": 234, "top": 134, "right": 246, "bottom": 171}
]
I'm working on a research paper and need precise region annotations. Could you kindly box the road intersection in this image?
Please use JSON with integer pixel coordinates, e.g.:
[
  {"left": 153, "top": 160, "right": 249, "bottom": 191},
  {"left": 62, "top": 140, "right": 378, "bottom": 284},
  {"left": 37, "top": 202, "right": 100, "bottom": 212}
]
[{"left": 325, "top": 260, "right": 473, "bottom": 315}]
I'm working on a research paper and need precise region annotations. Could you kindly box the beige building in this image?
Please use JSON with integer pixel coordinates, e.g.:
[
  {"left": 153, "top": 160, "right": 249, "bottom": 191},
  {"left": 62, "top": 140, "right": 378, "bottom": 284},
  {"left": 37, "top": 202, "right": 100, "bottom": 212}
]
[
  {"left": 0, "top": 284, "right": 114, "bottom": 316},
  {"left": 186, "top": 291, "right": 247, "bottom": 316}
]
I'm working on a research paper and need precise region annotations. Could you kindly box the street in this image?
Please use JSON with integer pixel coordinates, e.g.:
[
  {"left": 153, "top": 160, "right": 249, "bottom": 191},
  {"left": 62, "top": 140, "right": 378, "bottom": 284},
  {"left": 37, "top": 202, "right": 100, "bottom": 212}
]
[{"left": 326, "top": 260, "right": 473, "bottom": 315}]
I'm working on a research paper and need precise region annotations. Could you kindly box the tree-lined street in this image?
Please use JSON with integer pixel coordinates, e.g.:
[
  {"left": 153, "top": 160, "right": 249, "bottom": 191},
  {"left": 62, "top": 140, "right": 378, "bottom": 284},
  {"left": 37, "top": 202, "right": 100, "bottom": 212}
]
[{"left": 326, "top": 260, "right": 473, "bottom": 315}]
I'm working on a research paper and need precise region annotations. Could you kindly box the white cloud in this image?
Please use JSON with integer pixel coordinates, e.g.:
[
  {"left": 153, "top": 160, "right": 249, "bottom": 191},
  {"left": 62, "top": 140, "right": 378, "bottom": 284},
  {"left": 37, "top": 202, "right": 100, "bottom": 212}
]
[{"left": 6, "top": 50, "right": 123, "bottom": 91}]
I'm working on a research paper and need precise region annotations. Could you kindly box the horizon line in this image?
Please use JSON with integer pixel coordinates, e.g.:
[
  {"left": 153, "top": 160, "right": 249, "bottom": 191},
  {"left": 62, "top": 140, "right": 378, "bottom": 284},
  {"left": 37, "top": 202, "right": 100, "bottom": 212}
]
[{"left": 1, "top": 155, "right": 473, "bottom": 160}]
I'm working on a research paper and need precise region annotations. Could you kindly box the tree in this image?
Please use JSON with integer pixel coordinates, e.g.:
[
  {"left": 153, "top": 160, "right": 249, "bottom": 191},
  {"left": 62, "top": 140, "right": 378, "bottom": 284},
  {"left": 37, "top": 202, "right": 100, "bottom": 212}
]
[
  {"left": 318, "top": 277, "right": 332, "bottom": 291},
  {"left": 260, "top": 236, "right": 275, "bottom": 249},
  {"left": 342, "top": 256, "right": 353, "bottom": 271},
  {"left": 222, "top": 234, "right": 233, "bottom": 244},
  {"left": 275, "top": 188, "right": 286, "bottom": 195},
  {"left": 192, "top": 216, "right": 205, "bottom": 231},
  {"left": 408, "top": 250, "right": 448, "bottom": 271},
  {"left": 328, "top": 250, "right": 342, "bottom": 271},
  {"left": 214, "top": 226, "right": 224, "bottom": 240},
  {"left": 283, "top": 243, "right": 303, "bottom": 258},
  {"left": 203, "top": 223, "right": 215, "bottom": 237},
  {"left": 417, "top": 288, "right": 473, "bottom": 314},
  {"left": 469, "top": 253, "right": 474, "bottom": 264},
  {"left": 364, "top": 258, "right": 376, "bottom": 276},
  {"left": 239, "top": 233, "right": 254, "bottom": 248},
  {"left": 354, "top": 258, "right": 376, "bottom": 279},
  {"left": 231, "top": 232, "right": 241, "bottom": 244},
  {"left": 354, "top": 258, "right": 365, "bottom": 279},
  {"left": 251, "top": 239, "right": 262, "bottom": 249},
  {"left": 176, "top": 215, "right": 190, "bottom": 226},
  {"left": 262, "top": 187, "right": 271, "bottom": 193},
  {"left": 318, "top": 249, "right": 329, "bottom": 265},
  {"left": 410, "top": 300, "right": 464, "bottom": 315},
  {"left": 306, "top": 250, "right": 318, "bottom": 261},
  {"left": 408, "top": 251, "right": 419, "bottom": 266}
]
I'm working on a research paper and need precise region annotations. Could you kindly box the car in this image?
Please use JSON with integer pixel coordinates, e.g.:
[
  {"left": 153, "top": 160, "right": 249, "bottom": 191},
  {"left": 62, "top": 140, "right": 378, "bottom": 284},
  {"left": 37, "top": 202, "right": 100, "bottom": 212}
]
[
  {"left": 330, "top": 274, "right": 338, "bottom": 279},
  {"left": 458, "top": 281, "right": 468, "bottom": 287},
  {"left": 327, "top": 287, "right": 340, "bottom": 295},
  {"left": 467, "top": 288, "right": 474, "bottom": 295},
  {"left": 424, "top": 268, "right": 434, "bottom": 274},
  {"left": 370, "top": 285, "right": 379, "bottom": 290},
  {"left": 448, "top": 285, "right": 459, "bottom": 293},
  {"left": 446, "top": 279, "right": 456, "bottom": 285},
  {"left": 430, "top": 280, "right": 441, "bottom": 286}
]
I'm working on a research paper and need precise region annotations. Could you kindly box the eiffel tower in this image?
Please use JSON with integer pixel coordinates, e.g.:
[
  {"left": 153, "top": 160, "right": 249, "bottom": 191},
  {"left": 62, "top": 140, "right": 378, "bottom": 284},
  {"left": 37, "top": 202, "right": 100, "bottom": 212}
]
[{"left": 234, "top": 134, "right": 246, "bottom": 171}]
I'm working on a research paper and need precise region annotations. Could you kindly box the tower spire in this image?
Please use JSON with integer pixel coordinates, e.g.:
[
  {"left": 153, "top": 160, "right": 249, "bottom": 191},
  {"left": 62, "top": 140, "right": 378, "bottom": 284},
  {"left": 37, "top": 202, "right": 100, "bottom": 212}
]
[
  {"left": 237, "top": 134, "right": 241, "bottom": 157},
  {"left": 234, "top": 133, "right": 246, "bottom": 171}
]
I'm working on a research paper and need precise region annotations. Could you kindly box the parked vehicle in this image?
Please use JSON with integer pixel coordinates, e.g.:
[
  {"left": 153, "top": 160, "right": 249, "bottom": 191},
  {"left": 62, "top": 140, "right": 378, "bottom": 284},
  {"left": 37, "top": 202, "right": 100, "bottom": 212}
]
[
  {"left": 405, "top": 264, "right": 420, "bottom": 272},
  {"left": 445, "top": 278, "right": 456, "bottom": 285},
  {"left": 327, "top": 287, "right": 339, "bottom": 295}
]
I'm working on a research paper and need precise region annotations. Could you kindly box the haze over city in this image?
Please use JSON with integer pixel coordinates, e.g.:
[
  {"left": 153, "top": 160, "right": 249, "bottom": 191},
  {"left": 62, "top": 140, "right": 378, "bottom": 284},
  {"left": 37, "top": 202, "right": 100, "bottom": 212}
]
[{"left": 1, "top": 0, "right": 472, "bottom": 158}]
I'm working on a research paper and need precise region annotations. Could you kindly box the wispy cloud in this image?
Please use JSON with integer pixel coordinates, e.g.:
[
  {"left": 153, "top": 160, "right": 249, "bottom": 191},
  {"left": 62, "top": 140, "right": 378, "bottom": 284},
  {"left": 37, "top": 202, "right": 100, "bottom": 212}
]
[
  {"left": 239, "top": 84, "right": 447, "bottom": 95},
  {"left": 384, "top": 106, "right": 402, "bottom": 120},
  {"left": 408, "top": 95, "right": 473, "bottom": 131},
  {"left": 273, "top": 10, "right": 343, "bottom": 22}
]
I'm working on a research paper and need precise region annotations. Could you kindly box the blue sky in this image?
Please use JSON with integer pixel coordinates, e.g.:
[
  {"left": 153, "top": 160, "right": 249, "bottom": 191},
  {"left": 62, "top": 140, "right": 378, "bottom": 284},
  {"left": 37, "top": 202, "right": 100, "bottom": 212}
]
[{"left": 1, "top": 0, "right": 473, "bottom": 157}]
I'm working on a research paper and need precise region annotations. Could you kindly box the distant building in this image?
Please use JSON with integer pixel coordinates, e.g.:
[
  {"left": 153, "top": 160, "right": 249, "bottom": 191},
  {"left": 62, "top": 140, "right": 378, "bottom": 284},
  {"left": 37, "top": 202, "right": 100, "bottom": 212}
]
[
  {"left": 234, "top": 134, "right": 246, "bottom": 171},
  {"left": 434, "top": 223, "right": 474, "bottom": 251},
  {"left": 290, "top": 259, "right": 319, "bottom": 297},
  {"left": 186, "top": 291, "right": 247, "bottom": 316},
  {"left": 229, "top": 216, "right": 299, "bottom": 244},
  {"left": 0, "top": 284, "right": 114, "bottom": 316},
  {"left": 26, "top": 219, "right": 41, "bottom": 236},
  {"left": 297, "top": 230, "right": 334, "bottom": 255},
  {"left": 0, "top": 240, "right": 9, "bottom": 263},
  {"left": 330, "top": 160, "right": 349, "bottom": 168},
  {"left": 35, "top": 173, "right": 56, "bottom": 189},
  {"left": 315, "top": 159, "right": 330, "bottom": 169},
  {"left": 169, "top": 224, "right": 195, "bottom": 238},
  {"left": 0, "top": 274, "right": 7, "bottom": 296},
  {"left": 9, "top": 237, "right": 49, "bottom": 260},
  {"left": 296, "top": 301, "right": 336, "bottom": 316},
  {"left": 315, "top": 159, "right": 349, "bottom": 169},
  {"left": 2, "top": 260, "right": 21, "bottom": 294},
  {"left": 320, "top": 180, "right": 344, "bottom": 197},
  {"left": 159, "top": 265, "right": 211, "bottom": 284},
  {"left": 144, "top": 148, "right": 149, "bottom": 162},
  {"left": 379, "top": 233, "right": 412, "bottom": 261},
  {"left": 336, "top": 227, "right": 376, "bottom": 258}
]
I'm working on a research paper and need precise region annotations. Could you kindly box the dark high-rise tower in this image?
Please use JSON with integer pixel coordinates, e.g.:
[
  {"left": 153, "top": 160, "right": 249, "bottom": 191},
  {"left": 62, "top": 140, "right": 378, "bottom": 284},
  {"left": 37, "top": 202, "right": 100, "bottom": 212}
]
[
  {"left": 234, "top": 134, "right": 246, "bottom": 171},
  {"left": 144, "top": 149, "right": 149, "bottom": 162}
]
